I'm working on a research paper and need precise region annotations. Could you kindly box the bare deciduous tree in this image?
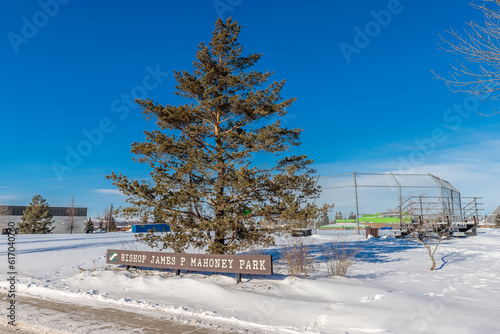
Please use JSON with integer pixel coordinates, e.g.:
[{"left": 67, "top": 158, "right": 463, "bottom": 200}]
[
  {"left": 0, "top": 203, "right": 12, "bottom": 218},
  {"left": 101, "top": 208, "right": 109, "bottom": 233},
  {"left": 0, "top": 204, "right": 13, "bottom": 234},
  {"left": 405, "top": 221, "right": 448, "bottom": 271},
  {"left": 98, "top": 217, "right": 104, "bottom": 231},
  {"left": 435, "top": 0, "right": 500, "bottom": 115},
  {"left": 101, "top": 204, "right": 116, "bottom": 232},
  {"left": 66, "top": 196, "right": 77, "bottom": 234},
  {"left": 403, "top": 196, "right": 449, "bottom": 271}
]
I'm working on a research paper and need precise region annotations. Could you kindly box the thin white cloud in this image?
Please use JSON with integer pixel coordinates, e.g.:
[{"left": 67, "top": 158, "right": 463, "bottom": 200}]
[
  {"left": 0, "top": 195, "right": 19, "bottom": 201},
  {"left": 94, "top": 189, "right": 126, "bottom": 196}
]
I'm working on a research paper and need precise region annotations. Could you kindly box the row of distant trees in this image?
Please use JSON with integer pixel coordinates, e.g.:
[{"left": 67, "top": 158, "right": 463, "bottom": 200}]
[
  {"left": 317, "top": 211, "right": 356, "bottom": 225},
  {"left": 334, "top": 211, "right": 356, "bottom": 221},
  {"left": 0, "top": 195, "right": 116, "bottom": 234},
  {"left": 315, "top": 211, "right": 358, "bottom": 226}
]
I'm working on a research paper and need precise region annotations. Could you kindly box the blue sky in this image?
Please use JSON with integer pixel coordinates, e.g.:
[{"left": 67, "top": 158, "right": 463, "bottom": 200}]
[{"left": 1, "top": 0, "right": 499, "bottom": 217}]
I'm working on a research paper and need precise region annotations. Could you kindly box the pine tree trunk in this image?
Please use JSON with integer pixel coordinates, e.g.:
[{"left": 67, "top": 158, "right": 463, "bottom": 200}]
[{"left": 212, "top": 123, "right": 227, "bottom": 254}]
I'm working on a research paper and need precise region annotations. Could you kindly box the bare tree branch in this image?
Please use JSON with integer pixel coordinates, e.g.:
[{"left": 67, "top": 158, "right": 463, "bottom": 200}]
[
  {"left": 435, "top": 0, "right": 500, "bottom": 116},
  {"left": 0, "top": 203, "right": 12, "bottom": 217}
]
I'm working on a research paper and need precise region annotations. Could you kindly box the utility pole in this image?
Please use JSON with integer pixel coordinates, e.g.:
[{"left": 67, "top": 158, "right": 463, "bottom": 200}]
[
  {"left": 314, "top": 175, "right": 320, "bottom": 234},
  {"left": 353, "top": 172, "right": 360, "bottom": 235}
]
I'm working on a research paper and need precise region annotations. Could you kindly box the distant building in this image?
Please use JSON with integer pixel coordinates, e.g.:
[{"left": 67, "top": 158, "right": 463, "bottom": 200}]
[{"left": 0, "top": 205, "right": 87, "bottom": 234}]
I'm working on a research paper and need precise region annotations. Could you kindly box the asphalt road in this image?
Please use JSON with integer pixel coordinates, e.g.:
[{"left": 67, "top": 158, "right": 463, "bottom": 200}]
[{"left": 0, "top": 293, "right": 222, "bottom": 334}]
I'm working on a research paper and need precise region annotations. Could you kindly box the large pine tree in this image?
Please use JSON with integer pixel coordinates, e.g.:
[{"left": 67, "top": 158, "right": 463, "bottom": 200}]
[
  {"left": 18, "top": 195, "right": 55, "bottom": 234},
  {"left": 108, "top": 18, "right": 330, "bottom": 254}
]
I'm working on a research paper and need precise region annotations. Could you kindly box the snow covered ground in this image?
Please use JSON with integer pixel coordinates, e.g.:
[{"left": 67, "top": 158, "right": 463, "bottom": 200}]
[{"left": 1, "top": 229, "right": 499, "bottom": 333}]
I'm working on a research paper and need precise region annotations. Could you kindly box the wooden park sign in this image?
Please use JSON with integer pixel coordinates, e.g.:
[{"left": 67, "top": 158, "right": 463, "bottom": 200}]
[{"left": 106, "top": 249, "right": 273, "bottom": 283}]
